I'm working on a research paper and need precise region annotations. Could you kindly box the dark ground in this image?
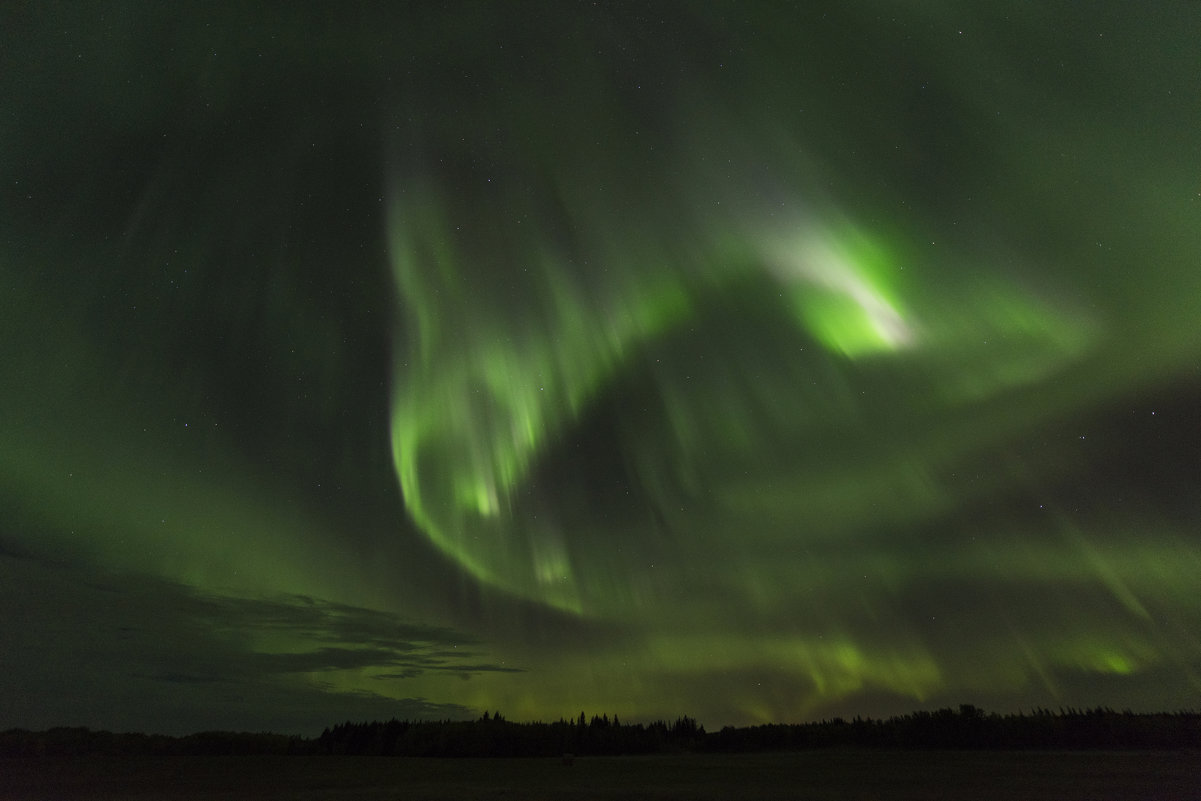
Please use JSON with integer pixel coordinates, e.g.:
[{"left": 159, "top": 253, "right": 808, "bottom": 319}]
[{"left": 3, "top": 750, "right": 1198, "bottom": 800}]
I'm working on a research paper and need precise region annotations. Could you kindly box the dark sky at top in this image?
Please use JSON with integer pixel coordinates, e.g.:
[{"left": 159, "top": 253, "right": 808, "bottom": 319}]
[{"left": 2, "top": 1, "right": 1200, "bottom": 735}]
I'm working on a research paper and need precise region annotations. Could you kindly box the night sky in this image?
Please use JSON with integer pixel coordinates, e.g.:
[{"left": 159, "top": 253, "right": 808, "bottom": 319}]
[{"left": 3, "top": 2, "right": 1200, "bottom": 736}]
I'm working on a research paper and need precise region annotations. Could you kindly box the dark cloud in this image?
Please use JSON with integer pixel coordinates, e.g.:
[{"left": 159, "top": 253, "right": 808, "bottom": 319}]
[{"left": 0, "top": 554, "right": 488, "bottom": 734}]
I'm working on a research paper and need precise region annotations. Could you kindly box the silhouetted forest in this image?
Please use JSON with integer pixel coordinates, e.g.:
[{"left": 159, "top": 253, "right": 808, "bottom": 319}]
[{"left": 3, "top": 706, "right": 1198, "bottom": 758}]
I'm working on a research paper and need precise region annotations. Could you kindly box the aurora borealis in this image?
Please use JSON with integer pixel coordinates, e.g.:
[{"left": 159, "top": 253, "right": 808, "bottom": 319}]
[{"left": 2, "top": 2, "right": 1200, "bottom": 735}]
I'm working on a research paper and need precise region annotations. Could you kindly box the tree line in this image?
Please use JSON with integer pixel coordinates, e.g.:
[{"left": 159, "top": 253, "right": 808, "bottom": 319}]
[{"left": 2, "top": 706, "right": 1197, "bottom": 758}]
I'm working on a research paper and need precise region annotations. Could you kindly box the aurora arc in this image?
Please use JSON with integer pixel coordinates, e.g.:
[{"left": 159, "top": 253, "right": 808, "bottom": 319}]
[
  {"left": 386, "top": 194, "right": 1094, "bottom": 616},
  {"left": 2, "top": 1, "right": 1200, "bottom": 734}
]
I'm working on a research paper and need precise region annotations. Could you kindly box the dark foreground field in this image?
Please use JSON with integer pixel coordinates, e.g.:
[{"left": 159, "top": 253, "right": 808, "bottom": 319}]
[{"left": 3, "top": 750, "right": 1198, "bottom": 800}]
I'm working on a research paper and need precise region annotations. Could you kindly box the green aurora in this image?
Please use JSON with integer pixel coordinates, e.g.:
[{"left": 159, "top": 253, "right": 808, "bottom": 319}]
[{"left": 2, "top": 2, "right": 1200, "bottom": 733}]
